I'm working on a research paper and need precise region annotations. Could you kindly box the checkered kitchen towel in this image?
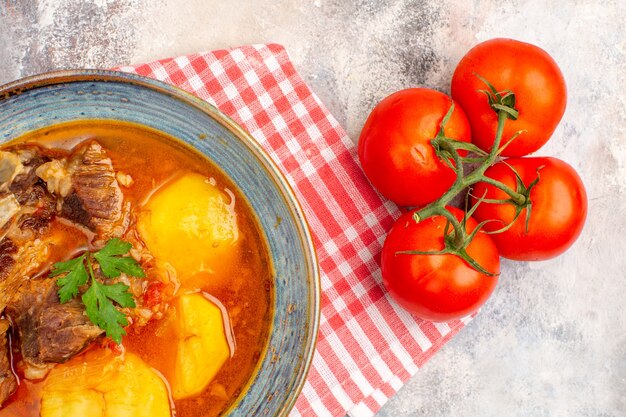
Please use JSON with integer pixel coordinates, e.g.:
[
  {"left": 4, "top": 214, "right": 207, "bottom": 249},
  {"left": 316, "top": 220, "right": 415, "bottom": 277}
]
[{"left": 117, "top": 44, "right": 471, "bottom": 417}]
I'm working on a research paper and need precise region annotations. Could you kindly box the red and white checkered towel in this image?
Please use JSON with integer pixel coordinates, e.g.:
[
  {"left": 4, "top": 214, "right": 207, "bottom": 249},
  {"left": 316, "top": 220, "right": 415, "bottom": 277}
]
[{"left": 117, "top": 44, "right": 472, "bottom": 417}]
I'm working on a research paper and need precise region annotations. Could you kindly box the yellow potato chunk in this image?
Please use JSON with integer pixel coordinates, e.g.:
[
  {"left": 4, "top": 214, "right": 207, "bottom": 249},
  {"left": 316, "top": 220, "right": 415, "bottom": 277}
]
[
  {"left": 41, "top": 350, "right": 171, "bottom": 417},
  {"left": 42, "top": 391, "right": 105, "bottom": 417},
  {"left": 137, "top": 173, "right": 239, "bottom": 287},
  {"left": 172, "top": 293, "right": 231, "bottom": 400}
]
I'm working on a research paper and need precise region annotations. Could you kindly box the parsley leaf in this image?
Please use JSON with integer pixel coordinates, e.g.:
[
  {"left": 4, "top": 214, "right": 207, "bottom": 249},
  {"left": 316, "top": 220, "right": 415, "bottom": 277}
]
[
  {"left": 52, "top": 255, "right": 88, "bottom": 303},
  {"left": 82, "top": 279, "right": 136, "bottom": 344},
  {"left": 52, "top": 238, "right": 145, "bottom": 344},
  {"left": 93, "top": 238, "right": 146, "bottom": 278}
]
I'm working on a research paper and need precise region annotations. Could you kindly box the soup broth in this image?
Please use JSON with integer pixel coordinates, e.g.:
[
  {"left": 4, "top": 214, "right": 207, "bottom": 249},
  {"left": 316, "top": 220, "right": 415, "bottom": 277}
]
[{"left": 0, "top": 120, "right": 274, "bottom": 417}]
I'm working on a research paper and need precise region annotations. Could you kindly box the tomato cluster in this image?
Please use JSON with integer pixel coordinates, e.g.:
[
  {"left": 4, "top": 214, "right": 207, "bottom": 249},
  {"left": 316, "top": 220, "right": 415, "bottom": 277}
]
[{"left": 358, "top": 38, "right": 587, "bottom": 322}]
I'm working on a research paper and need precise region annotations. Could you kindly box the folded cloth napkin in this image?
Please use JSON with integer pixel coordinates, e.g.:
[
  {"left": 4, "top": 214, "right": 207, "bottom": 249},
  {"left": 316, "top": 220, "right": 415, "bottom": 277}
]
[{"left": 116, "top": 44, "right": 471, "bottom": 417}]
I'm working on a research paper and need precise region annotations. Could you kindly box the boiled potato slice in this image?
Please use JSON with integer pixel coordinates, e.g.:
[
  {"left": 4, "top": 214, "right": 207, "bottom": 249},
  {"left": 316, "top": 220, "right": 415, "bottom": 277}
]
[
  {"left": 105, "top": 354, "right": 171, "bottom": 417},
  {"left": 172, "top": 293, "right": 231, "bottom": 400},
  {"left": 41, "top": 350, "right": 171, "bottom": 417},
  {"left": 137, "top": 173, "right": 239, "bottom": 286},
  {"left": 41, "top": 391, "right": 105, "bottom": 417}
]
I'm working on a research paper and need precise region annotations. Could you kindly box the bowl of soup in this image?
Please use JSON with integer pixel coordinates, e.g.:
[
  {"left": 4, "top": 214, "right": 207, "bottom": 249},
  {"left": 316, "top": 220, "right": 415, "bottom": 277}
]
[{"left": 0, "top": 70, "right": 320, "bottom": 416}]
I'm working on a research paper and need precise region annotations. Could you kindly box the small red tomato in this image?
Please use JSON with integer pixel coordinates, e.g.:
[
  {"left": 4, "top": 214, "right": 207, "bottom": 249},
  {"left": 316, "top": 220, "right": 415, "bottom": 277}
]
[
  {"left": 143, "top": 282, "right": 165, "bottom": 308},
  {"left": 358, "top": 88, "right": 471, "bottom": 207},
  {"left": 471, "top": 157, "right": 587, "bottom": 261},
  {"left": 381, "top": 207, "right": 500, "bottom": 321},
  {"left": 451, "top": 38, "right": 567, "bottom": 157}
]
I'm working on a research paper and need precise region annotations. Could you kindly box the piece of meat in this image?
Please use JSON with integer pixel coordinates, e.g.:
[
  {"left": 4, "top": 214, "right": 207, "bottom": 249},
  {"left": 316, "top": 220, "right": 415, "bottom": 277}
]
[
  {"left": 62, "top": 141, "right": 126, "bottom": 242},
  {"left": 3, "top": 148, "right": 57, "bottom": 239},
  {"left": 8, "top": 150, "right": 51, "bottom": 207},
  {"left": 0, "top": 238, "right": 49, "bottom": 314},
  {"left": 0, "top": 238, "right": 17, "bottom": 286},
  {"left": 3, "top": 142, "right": 127, "bottom": 243},
  {"left": 0, "top": 148, "right": 58, "bottom": 312},
  {"left": 5, "top": 278, "right": 103, "bottom": 367},
  {"left": 0, "top": 320, "right": 17, "bottom": 406},
  {"left": 0, "top": 151, "right": 58, "bottom": 315}
]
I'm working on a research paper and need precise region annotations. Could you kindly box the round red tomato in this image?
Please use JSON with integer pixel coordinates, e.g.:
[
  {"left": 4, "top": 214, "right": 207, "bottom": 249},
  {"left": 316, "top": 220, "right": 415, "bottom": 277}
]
[
  {"left": 471, "top": 157, "right": 587, "bottom": 261},
  {"left": 451, "top": 38, "right": 567, "bottom": 157},
  {"left": 358, "top": 88, "right": 471, "bottom": 207},
  {"left": 381, "top": 207, "right": 500, "bottom": 321}
]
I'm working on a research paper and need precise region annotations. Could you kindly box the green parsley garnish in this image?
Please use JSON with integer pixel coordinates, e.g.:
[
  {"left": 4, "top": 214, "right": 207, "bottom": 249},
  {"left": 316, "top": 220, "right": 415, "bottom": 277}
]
[{"left": 50, "top": 238, "right": 146, "bottom": 344}]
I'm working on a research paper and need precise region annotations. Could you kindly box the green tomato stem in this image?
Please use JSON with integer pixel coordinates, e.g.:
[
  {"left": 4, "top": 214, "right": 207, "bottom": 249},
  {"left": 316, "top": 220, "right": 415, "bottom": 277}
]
[
  {"left": 439, "top": 206, "right": 465, "bottom": 246},
  {"left": 477, "top": 176, "right": 526, "bottom": 205},
  {"left": 413, "top": 110, "right": 526, "bottom": 255},
  {"left": 414, "top": 110, "right": 526, "bottom": 226}
]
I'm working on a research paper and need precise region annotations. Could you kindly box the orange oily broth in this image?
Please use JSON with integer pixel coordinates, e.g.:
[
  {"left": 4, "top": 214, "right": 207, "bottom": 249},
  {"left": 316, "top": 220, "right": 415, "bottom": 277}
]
[{"left": 0, "top": 120, "right": 273, "bottom": 417}]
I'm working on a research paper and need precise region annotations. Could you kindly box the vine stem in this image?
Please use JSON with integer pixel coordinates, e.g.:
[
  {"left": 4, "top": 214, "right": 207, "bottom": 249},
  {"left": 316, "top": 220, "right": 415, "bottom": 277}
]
[
  {"left": 478, "top": 176, "right": 526, "bottom": 205},
  {"left": 413, "top": 110, "right": 525, "bottom": 223}
]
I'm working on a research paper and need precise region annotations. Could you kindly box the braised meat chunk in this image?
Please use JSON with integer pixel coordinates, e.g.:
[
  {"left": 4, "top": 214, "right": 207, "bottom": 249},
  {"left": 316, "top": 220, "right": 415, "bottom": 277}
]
[
  {"left": 5, "top": 278, "right": 103, "bottom": 367},
  {"left": 62, "top": 141, "right": 126, "bottom": 242},
  {"left": 0, "top": 238, "right": 48, "bottom": 314},
  {"left": 0, "top": 321, "right": 16, "bottom": 406},
  {"left": 8, "top": 149, "right": 53, "bottom": 208},
  {"left": 0, "top": 239, "right": 17, "bottom": 284}
]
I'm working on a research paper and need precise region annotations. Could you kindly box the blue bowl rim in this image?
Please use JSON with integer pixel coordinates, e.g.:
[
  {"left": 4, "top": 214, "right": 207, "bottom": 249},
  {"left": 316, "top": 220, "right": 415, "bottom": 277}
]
[{"left": 0, "top": 69, "right": 321, "bottom": 417}]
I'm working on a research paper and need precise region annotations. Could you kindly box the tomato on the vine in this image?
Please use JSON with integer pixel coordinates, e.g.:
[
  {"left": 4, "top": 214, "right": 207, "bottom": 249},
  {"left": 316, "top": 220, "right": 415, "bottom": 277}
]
[
  {"left": 451, "top": 38, "right": 567, "bottom": 157},
  {"left": 358, "top": 88, "right": 471, "bottom": 207},
  {"left": 471, "top": 157, "right": 587, "bottom": 261},
  {"left": 381, "top": 207, "right": 500, "bottom": 322}
]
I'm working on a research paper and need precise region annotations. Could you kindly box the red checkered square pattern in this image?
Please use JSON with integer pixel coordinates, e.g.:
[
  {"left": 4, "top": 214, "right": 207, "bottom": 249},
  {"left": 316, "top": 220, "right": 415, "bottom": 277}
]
[{"left": 116, "top": 44, "right": 472, "bottom": 417}]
